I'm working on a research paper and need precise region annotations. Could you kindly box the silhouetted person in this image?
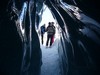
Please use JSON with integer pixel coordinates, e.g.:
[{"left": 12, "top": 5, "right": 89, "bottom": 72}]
[
  {"left": 40, "top": 24, "right": 46, "bottom": 44},
  {"left": 46, "top": 22, "right": 55, "bottom": 47}
]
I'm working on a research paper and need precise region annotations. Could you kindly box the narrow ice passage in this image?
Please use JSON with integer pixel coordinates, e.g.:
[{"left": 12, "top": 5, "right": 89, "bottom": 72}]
[
  {"left": 40, "top": 38, "right": 61, "bottom": 75},
  {"left": 38, "top": 28, "right": 61, "bottom": 75},
  {"left": 36, "top": 4, "right": 62, "bottom": 75}
]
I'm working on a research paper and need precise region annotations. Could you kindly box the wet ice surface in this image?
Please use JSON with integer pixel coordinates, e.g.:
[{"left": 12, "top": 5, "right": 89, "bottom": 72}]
[{"left": 40, "top": 39, "right": 61, "bottom": 75}]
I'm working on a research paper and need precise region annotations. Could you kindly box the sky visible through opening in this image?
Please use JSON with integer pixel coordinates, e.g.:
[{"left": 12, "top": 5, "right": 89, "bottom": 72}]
[
  {"left": 38, "top": 5, "right": 60, "bottom": 46},
  {"left": 39, "top": 5, "right": 56, "bottom": 27}
]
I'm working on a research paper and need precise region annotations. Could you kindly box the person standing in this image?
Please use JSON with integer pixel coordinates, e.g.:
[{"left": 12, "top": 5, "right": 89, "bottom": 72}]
[
  {"left": 46, "top": 22, "right": 55, "bottom": 47},
  {"left": 40, "top": 24, "right": 46, "bottom": 44}
]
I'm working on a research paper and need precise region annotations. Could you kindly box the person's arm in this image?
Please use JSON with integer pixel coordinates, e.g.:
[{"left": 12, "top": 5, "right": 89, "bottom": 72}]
[
  {"left": 53, "top": 26, "right": 56, "bottom": 34},
  {"left": 45, "top": 27, "right": 48, "bottom": 32}
]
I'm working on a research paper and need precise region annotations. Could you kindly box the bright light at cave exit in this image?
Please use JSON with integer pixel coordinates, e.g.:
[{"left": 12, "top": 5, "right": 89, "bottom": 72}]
[{"left": 38, "top": 5, "right": 60, "bottom": 45}]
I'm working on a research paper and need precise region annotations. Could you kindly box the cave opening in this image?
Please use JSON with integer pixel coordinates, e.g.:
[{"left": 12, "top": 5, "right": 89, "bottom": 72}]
[{"left": 36, "top": 4, "right": 62, "bottom": 75}]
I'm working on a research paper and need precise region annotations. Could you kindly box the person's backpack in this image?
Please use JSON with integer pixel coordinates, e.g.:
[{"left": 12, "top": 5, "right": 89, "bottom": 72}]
[
  {"left": 41, "top": 26, "right": 45, "bottom": 34},
  {"left": 47, "top": 26, "right": 55, "bottom": 35}
]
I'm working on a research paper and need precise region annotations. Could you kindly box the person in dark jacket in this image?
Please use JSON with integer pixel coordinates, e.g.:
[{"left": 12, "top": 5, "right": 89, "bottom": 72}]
[
  {"left": 46, "top": 22, "right": 55, "bottom": 47},
  {"left": 40, "top": 24, "right": 46, "bottom": 44}
]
